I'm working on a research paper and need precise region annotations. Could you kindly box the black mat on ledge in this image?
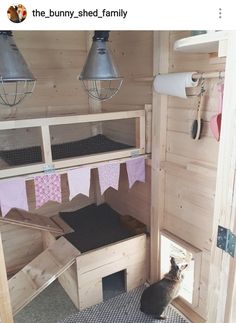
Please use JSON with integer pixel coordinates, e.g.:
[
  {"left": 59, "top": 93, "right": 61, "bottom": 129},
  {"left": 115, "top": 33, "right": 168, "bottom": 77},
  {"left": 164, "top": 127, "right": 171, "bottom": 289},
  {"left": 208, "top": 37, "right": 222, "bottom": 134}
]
[
  {"left": 0, "top": 134, "right": 133, "bottom": 166},
  {"left": 60, "top": 204, "right": 135, "bottom": 253}
]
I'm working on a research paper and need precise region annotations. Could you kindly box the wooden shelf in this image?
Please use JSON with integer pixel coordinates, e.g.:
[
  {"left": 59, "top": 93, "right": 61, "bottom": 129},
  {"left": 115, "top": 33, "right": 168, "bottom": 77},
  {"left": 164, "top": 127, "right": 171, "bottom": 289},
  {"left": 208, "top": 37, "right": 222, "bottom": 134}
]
[{"left": 174, "top": 31, "right": 229, "bottom": 54}]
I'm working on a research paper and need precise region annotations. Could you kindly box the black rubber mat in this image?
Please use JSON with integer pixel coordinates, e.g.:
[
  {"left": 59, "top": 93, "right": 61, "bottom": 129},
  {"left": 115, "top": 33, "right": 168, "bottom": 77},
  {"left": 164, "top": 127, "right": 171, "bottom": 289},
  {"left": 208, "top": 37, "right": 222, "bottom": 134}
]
[
  {"left": 60, "top": 204, "right": 135, "bottom": 253},
  {"left": 0, "top": 134, "right": 133, "bottom": 166}
]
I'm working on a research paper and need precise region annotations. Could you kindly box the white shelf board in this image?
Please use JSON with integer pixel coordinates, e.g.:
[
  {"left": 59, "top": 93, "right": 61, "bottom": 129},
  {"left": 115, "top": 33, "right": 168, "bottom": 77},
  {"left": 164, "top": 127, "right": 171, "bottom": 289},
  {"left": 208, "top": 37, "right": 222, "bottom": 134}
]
[{"left": 174, "top": 31, "right": 229, "bottom": 53}]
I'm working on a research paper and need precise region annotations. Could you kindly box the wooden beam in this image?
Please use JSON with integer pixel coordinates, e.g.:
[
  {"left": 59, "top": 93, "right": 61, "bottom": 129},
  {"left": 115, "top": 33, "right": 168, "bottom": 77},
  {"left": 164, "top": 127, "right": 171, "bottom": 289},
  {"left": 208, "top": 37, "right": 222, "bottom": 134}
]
[
  {"left": 41, "top": 125, "right": 52, "bottom": 164},
  {"left": 86, "top": 31, "right": 104, "bottom": 206},
  {"left": 0, "top": 153, "right": 149, "bottom": 180},
  {"left": 86, "top": 31, "right": 103, "bottom": 137},
  {"left": 0, "top": 233, "right": 14, "bottom": 323},
  {"left": 207, "top": 32, "right": 236, "bottom": 323},
  {"left": 0, "top": 208, "right": 64, "bottom": 234},
  {"left": 0, "top": 110, "right": 145, "bottom": 130},
  {"left": 145, "top": 104, "right": 152, "bottom": 154},
  {"left": 150, "top": 31, "right": 169, "bottom": 282}
]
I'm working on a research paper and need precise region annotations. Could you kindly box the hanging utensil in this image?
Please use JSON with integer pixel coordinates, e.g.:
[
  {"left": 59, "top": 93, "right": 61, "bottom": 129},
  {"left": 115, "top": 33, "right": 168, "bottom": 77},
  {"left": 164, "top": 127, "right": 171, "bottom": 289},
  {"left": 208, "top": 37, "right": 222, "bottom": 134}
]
[
  {"left": 210, "top": 81, "right": 224, "bottom": 141},
  {"left": 191, "top": 79, "right": 205, "bottom": 140}
]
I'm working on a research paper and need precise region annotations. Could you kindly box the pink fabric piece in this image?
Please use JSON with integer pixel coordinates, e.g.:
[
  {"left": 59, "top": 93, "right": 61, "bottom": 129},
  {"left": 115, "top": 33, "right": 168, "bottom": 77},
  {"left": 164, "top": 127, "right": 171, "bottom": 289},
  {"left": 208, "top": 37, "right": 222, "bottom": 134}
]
[
  {"left": 98, "top": 163, "right": 120, "bottom": 195},
  {"left": 0, "top": 177, "right": 28, "bottom": 217},
  {"left": 67, "top": 168, "right": 91, "bottom": 200},
  {"left": 126, "top": 157, "right": 145, "bottom": 188},
  {"left": 34, "top": 173, "right": 62, "bottom": 209}
]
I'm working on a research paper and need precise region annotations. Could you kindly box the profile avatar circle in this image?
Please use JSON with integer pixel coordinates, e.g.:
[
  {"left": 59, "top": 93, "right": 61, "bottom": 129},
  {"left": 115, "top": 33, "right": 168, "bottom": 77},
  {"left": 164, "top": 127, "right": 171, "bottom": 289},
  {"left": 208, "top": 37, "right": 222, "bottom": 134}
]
[{"left": 7, "top": 4, "right": 27, "bottom": 23}]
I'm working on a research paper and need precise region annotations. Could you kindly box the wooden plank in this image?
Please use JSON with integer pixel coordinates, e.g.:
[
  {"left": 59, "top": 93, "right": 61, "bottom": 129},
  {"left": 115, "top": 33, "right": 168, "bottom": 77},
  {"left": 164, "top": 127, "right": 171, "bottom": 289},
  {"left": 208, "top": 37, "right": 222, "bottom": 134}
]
[
  {"left": 77, "top": 234, "right": 146, "bottom": 274},
  {"left": 186, "top": 161, "right": 217, "bottom": 177},
  {"left": 84, "top": 31, "right": 104, "bottom": 209},
  {"left": 0, "top": 233, "right": 14, "bottom": 323},
  {"left": 139, "top": 115, "right": 146, "bottom": 151},
  {"left": 166, "top": 131, "right": 219, "bottom": 165},
  {"left": 0, "top": 110, "right": 145, "bottom": 130},
  {"left": 41, "top": 125, "right": 52, "bottom": 164},
  {"left": 105, "top": 163, "right": 151, "bottom": 228},
  {"left": 164, "top": 212, "right": 211, "bottom": 251},
  {"left": 42, "top": 231, "right": 79, "bottom": 309},
  {"left": 50, "top": 214, "right": 74, "bottom": 234},
  {"left": 9, "top": 237, "right": 80, "bottom": 314},
  {"left": 150, "top": 31, "right": 169, "bottom": 282},
  {"left": 58, "top": 263, "right": 79, "bottom": 309},
  {"left": 76, "top": 234, "right": 147, "bottom": 310},
  {"left": 207, "top": 32, "right": 236, "bottom": 323},
  {"left": 0, "top": 151, "right": 148, "bottom": 180},
  {"left": 1, "top": 224, "right": 43, "bottom": 275},
  {"left": 145, "top": 104, "right": 152, "bottom": 153},
  {"left": 173, "top": 31, "right": 229, "bottom": 53},
  {"left": 173, "top": 298, "right": 206, "bottom": 323},
  {"left": 0, "top": 209, "right": 63, "bottom": 234}
]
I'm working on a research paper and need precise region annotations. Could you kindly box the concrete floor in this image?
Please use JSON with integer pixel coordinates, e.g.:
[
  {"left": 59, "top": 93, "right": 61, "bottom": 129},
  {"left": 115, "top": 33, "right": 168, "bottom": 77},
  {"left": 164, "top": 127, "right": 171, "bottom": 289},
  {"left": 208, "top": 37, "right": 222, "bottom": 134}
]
[{"left": 14, "top": 271, "right": 125, "bottom": 323}]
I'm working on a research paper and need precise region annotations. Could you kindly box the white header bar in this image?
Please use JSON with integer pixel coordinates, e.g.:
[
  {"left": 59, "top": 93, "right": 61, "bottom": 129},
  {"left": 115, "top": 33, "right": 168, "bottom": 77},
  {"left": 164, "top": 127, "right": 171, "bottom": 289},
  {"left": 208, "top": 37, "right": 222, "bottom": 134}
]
[{"left": 0, "top": 0, "right": 234, "bottom": 30}]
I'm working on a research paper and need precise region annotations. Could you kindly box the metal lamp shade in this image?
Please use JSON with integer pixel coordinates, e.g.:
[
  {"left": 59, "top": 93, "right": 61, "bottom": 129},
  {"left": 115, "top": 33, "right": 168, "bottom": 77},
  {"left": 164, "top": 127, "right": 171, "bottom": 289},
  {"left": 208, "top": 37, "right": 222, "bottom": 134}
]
[
  {"left": 79, "top": 39, "right": 123, "bottom": 101},
  {"left": 0, "top": 32, "right": 36, "bottom": 107},
  {"left": 80, "top": 40, "right": 121, "bottom": 80}
]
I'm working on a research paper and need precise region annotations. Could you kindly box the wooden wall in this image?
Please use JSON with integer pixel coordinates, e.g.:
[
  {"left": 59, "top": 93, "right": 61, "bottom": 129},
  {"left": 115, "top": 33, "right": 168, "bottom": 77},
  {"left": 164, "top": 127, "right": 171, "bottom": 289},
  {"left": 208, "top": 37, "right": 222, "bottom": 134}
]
[
  {"left": 0, "top": 31, "right": 91, "bottom": 149},
  {"left": 0, "top": 30, "right": 95, "bottom": 192},
  {"left": 103, "top": 31, "right": 153, "bottom": 227},
  {"left": 161, "top": 31, "right": 225, "bottom": 319},
  {"left": 102, "top": 31, "right": 153, "bottom": 142},
  {"left": 105, "top": 164, "right": 151, "bottom": 228},
  {"left": 0, "top": 223, "right": 43, "bottom": 275}
]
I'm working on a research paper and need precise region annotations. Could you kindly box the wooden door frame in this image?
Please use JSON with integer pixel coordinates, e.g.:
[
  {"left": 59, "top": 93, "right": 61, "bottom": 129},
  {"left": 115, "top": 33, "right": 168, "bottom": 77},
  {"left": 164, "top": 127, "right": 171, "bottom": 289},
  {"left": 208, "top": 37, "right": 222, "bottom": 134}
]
[{"left": 203, "top": 32, "right": 236, "bottom": 323}]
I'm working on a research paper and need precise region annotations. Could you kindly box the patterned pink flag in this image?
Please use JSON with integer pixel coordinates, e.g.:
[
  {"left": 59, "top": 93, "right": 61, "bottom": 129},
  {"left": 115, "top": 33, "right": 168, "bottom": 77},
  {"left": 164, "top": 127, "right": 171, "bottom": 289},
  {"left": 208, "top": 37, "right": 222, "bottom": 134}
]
[
  {"left": 126, "top": 157, "right": 145, "bottom": 188},
  {"left": 0, "top": 177, "right": 28, "bottom": 217},
  {"left": 34, "top": 173, "right": 61, "bottom": 209},
  {"left": 98, "top": 163, "right": 120, "bottom": 194},
  {"left": 67, "top": 167, "right": 91, "bottom": 200}
]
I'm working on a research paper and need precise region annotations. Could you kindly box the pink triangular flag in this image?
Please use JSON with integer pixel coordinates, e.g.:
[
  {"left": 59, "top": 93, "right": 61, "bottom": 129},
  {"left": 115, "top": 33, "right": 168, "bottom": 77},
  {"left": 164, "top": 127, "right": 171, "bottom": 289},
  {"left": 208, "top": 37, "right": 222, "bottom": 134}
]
[
  {"left": 98, "top": 163, "right": 120, "bottom": 194},
  {"left": 0, "top": 177, "right": 28, "bottom": 217},
  {"left": 67, "top": 167, "right": 91, "bottom": 200},
  {"left": 126, "top": 157, "right": 145, "bottom": 188},
  {"left": 34, "top": 173, "right": 62, "bottom": 209}
]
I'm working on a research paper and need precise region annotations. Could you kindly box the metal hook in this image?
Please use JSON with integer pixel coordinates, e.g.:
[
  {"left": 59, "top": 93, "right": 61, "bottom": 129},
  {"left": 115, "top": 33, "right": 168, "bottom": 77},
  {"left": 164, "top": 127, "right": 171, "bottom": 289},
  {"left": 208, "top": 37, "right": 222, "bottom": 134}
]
[{"left": 187, "top": 74, "right": 206, "bottom": 98}]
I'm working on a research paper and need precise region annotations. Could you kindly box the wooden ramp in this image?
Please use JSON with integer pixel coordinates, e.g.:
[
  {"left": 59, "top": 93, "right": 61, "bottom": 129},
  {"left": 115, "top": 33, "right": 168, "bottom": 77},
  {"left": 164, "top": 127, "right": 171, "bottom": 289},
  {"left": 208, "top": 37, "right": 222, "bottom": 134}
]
[
  {"left": 8, "top": 237, "right": 80, "bottom": 315},
  {"left": 0, "top": 208, "right": 64, "bottom": 235}
]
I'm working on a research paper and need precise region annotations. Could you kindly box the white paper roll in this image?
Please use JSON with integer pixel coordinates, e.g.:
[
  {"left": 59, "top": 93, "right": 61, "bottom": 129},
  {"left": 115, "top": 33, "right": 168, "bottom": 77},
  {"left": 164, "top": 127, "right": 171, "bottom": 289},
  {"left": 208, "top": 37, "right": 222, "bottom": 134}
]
[{"left": 153, "top": 72, "right": 199, "bottom": 98}]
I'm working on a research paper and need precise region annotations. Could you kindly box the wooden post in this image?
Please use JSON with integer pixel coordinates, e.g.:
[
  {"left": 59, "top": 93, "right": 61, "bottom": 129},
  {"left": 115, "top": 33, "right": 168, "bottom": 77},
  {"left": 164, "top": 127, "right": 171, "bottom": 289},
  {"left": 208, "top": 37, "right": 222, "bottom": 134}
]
[
  {"left": 145, "top": 104, "right": 152, "bottom": 154},
  {"left": 86, "top": 31, "right": 104, "bottom": 205},
  {"left": 207, "top": 32, "right": 236, "bottom": 323},
  {"left": 150, "top": 31, "right": 169, "bottom": 282},
  {"left": 135, "top": 113, "right": 145, "bottom": 153},
  {"left": 86, "top": 31, "right": 102, "bottom": 137},
  {"left": 41, "top": 125, "right": 53, "bottom": 164},
  {"left": 0, "top": 233, "right": 14, "bottom": 323}
]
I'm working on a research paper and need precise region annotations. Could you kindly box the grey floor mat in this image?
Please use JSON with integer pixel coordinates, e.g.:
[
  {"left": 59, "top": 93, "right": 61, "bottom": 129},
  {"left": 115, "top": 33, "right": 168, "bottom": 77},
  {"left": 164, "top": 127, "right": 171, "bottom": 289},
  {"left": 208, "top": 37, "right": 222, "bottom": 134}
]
[{"left": 58, "top": 285, "right": 192, "bottom": 323}]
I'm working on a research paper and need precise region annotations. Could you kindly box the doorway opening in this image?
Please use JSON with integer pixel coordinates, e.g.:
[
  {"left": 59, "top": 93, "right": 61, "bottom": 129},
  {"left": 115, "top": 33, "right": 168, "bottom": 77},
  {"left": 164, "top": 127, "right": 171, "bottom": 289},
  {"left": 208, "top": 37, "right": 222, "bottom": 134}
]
[
  {"left": 160, "top": 230, "right": 201, "bottom": 307},
  {"left": 102, "top": 270, "right": 126, "bottom": 301}
]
